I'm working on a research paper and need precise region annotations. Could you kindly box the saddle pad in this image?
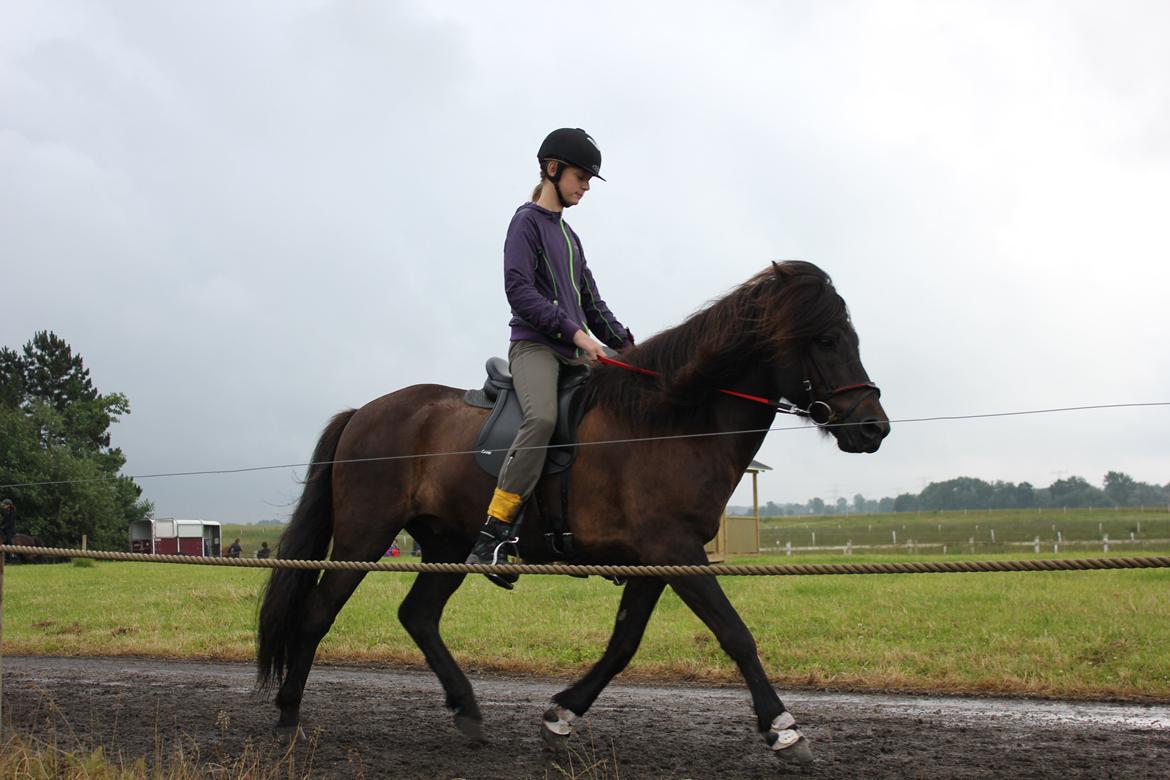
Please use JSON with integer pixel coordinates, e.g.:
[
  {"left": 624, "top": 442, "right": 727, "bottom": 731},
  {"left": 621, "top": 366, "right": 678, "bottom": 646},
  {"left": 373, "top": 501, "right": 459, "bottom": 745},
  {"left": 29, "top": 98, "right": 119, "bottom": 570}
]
[{"left": 463, "top": 388, "right": 493, "bottom": 409}]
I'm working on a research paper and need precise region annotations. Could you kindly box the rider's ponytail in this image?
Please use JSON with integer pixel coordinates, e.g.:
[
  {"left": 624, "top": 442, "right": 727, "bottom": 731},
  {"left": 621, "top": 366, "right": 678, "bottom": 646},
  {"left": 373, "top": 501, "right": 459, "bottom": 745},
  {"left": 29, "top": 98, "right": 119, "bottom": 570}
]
[{"left": 531, "top": 160, "right": 554, "bottom": 201}]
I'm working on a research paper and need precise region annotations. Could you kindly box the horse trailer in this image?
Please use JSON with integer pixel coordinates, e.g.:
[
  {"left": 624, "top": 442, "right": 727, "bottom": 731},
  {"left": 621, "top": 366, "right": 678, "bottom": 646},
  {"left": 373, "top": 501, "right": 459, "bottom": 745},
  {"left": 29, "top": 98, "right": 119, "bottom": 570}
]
[{"left": 129, "top": 517, "right": 221, "bottom": 556}]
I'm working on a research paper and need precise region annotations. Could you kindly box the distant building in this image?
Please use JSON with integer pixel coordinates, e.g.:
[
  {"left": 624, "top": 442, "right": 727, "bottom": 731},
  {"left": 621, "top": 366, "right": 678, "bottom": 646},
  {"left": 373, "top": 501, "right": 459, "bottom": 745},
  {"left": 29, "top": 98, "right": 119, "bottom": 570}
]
[{"left": 705, "top": 460, "right": 772, "bottom": 561}]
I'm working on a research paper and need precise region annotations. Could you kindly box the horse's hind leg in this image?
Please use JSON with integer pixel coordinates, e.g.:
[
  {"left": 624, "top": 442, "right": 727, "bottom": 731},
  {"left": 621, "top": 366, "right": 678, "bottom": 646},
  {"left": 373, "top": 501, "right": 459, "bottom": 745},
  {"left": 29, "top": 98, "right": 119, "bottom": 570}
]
[
  {"left": 397, "top": 560, "right": 483, "bottom": 742},
  {"left": 669, "top": 573, "right": 814, "bottom": 766},
  {"left": 543, "top": 577, "right": 667, "bottom": 748},
  {"left": 274, "top": 569, "right": 368, "bottom": 735}
]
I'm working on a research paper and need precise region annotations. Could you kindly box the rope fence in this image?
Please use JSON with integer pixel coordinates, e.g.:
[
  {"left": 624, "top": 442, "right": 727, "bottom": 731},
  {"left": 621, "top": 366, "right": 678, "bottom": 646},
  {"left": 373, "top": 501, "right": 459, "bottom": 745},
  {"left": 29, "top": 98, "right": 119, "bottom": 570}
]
[{"left": 3, "top": 545, "right": 1169, "bottom": 577}]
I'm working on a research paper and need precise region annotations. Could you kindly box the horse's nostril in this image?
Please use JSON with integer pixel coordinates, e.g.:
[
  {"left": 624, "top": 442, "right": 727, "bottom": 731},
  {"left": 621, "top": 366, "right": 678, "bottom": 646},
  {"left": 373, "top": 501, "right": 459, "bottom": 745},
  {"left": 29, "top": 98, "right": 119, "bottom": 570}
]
[{"left": 861, "top": 418, "right": 889, "bottom": 440}]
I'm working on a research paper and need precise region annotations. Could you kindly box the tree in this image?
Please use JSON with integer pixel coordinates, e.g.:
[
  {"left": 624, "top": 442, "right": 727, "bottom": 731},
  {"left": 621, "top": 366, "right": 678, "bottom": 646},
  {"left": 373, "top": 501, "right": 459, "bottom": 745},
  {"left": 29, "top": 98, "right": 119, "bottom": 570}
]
[
  {"left": 0, "top": 332, "right": 151, "bottom": 548},
  {"left": 919, "top": 477, "right": 995, "bottom": 510},
  {"left": 893, "top": 492, "right": 918, "bottom": 512},
  {"left": 0, "top": 346, "right": 24, "bottom": 408},
  {"left": 1132, "top": 481, "right": 1170, "bottom": 506},
  {"left": 1014, "top": 481, "right": 1036, "bottom": 508},
  {"left": 19, "top": 331, "right": 130, "bottom": 453},
  {"left": 754, "top": 471, "right": 1161, "bottom": 517},
  {"left": 1103, "top": 471, "right": 1137, "bottom": 506},
  {"left": 1047, "top": 476, "right": 1110, "bottom": 508}
]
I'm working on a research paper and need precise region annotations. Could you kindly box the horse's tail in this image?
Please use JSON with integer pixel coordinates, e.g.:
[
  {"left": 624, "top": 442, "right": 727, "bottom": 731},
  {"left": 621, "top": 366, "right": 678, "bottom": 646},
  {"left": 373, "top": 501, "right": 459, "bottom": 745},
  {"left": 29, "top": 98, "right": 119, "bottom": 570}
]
[{"left": 256, "top": 409, "right": 356, "bottom": 691}]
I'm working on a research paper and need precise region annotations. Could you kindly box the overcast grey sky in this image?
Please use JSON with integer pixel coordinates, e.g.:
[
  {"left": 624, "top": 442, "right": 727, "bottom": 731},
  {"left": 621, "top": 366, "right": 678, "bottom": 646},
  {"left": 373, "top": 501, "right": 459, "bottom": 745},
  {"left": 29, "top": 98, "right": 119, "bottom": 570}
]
[{"left": 3, "top": 1, "right": 1168, "bottom": 522}]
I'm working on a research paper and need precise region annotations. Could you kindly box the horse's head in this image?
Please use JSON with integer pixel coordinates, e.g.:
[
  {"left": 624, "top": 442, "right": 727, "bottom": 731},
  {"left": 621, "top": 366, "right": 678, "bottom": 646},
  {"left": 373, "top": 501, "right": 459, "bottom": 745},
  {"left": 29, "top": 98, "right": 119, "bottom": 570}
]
[
  {"left": 761, "top": 262, "right": 890, "bottom": 454},
  {"left": 798, "top": 321, "right": 890, "bottom": 453}
]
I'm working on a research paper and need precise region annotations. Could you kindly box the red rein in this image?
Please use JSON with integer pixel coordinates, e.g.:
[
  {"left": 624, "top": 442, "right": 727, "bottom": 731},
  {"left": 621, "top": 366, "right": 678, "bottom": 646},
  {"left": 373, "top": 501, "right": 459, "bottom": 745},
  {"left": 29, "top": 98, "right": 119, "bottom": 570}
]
[{"left": 596, "top": 355, "right": 777, "bottom": 408}]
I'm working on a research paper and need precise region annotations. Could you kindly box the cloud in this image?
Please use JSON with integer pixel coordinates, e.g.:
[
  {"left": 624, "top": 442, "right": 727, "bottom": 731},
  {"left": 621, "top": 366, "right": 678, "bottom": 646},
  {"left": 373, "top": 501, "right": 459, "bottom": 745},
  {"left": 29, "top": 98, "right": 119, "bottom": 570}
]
[{"left": 2, "top": 1, "right": 1167, "bottom": 521}]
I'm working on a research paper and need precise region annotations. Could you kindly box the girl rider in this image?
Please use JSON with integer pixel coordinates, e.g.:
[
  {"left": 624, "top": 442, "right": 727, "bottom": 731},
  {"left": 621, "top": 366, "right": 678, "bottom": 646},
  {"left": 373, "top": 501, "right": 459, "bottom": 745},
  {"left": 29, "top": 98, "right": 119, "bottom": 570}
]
[{"left": 465, "top": 128, "right": 635, "bottom": 589}]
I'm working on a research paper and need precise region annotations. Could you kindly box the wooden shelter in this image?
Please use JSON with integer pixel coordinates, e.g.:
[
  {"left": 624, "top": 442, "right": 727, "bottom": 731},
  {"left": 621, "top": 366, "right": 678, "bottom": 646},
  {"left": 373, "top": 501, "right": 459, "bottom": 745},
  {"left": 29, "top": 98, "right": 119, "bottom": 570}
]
[{"left": 705, "top": 459, "right": 772, "bottom": 562}]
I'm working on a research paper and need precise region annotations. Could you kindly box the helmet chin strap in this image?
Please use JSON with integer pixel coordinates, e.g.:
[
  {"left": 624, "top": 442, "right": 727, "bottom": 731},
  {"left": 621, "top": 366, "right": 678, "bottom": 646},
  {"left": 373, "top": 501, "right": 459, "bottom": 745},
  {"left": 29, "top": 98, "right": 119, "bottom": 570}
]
[{"left": 546, "top": 160, "right": 570, "bottom": 208}]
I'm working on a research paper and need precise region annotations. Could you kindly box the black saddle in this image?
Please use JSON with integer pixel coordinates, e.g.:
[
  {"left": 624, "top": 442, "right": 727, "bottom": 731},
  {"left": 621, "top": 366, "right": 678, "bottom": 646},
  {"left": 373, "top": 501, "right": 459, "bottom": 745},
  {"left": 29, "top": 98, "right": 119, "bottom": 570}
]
[{"left": 465, "top": 357, "right": 590, "bottom": 478}]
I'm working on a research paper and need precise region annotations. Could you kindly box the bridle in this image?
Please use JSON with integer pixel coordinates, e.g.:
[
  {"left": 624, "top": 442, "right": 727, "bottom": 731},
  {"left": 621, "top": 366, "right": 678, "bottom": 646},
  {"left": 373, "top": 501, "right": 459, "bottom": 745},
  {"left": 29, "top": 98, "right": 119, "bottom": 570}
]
[
  {"left": 596, "top": 354, "right": 880, "bottom": 428},
  {"left": 796, "top": 353, "right": 881, "bottom": 427}
]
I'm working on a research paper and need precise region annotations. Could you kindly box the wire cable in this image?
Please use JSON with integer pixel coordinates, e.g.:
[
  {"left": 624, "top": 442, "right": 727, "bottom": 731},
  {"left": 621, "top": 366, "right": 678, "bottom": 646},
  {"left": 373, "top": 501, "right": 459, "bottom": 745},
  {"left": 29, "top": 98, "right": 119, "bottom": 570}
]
[{"left": 0, "top": 401, "right": 1166, "bottom": 490}]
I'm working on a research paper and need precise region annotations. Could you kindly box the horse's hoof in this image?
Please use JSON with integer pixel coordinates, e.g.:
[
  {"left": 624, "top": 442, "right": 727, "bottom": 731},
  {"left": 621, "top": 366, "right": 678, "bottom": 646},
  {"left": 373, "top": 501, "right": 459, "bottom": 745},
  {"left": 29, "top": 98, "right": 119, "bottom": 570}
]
[
  {"left": 772, "top": 734, "right": 814, "bottom": 766},
  {"left": 454, "top": 713, "right": 486, "bottom": 743},
  {"left": 541, "top": 705, "right": 575, "bottom": 752},
  {"left": 767, "top": 712, "right": 814, "bottom": 766},
  {"left": 274, "top": 724, "right": 306, "bottom": 744},
  {"left": 540, "top": 722, "right": 571, "bottom": 753}
]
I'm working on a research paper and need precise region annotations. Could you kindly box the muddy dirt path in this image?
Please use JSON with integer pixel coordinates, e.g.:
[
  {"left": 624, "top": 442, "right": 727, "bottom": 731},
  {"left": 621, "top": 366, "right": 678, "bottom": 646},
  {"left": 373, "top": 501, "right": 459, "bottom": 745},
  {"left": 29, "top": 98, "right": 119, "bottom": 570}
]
[{"left": 3, "top": 656, "right": 1168, "bottom": 778}]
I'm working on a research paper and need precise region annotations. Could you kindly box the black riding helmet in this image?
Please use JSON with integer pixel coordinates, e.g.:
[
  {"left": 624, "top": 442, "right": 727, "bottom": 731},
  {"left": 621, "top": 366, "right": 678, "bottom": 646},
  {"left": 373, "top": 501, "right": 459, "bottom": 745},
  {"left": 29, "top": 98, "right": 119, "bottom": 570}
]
[{"left": 537, "top": 128, "right": 605, "bottom": 182}]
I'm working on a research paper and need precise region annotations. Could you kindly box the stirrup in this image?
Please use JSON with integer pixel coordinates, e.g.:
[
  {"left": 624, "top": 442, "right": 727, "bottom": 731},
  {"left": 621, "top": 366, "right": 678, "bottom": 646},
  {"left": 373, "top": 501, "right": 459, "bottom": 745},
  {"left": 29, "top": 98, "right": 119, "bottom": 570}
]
[
  {"left": 466, "top": 519, "right": 520, "bottom": 589},
  {"left": 479, "top": 544, "right": 519, "bottom": 590}
]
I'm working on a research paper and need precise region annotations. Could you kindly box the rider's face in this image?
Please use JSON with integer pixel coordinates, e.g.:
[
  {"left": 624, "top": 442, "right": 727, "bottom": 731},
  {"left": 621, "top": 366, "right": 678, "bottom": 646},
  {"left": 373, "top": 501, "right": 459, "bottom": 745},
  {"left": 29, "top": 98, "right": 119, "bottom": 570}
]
[{"left": 553, "top": 163, "right": 592, "bottom": 207}]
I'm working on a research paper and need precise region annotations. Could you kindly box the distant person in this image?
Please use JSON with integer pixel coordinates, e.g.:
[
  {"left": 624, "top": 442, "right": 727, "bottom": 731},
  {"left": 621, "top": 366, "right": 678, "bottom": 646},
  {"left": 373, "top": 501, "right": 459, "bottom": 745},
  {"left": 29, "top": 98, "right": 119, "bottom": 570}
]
[
  {"left": 387, "top": 542, "right": 401, "bottom": 557},
  {"left": 228, "top": 538, "right": 242, "bottom": 558},
  {"left": 411, "top": 538, "right": 422, "bottom": 557},
  {"left": 256, "top": 541, "right": 271, "bottom": 559},
  {"left": 1, "top": 498, "right": 17, "bottom": 562}
]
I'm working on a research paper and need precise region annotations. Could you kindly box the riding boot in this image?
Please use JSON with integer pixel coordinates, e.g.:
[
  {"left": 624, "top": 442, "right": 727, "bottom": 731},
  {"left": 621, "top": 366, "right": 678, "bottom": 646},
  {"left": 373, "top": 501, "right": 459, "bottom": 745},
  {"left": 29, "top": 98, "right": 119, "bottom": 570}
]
[{"left": 465, "top": 516, "right": 520, "bottom": 590}]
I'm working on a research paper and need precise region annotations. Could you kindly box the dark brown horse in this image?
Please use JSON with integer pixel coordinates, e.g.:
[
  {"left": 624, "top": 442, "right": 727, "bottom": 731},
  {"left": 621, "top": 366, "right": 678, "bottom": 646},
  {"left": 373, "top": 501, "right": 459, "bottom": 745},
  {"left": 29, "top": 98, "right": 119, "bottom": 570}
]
[
  {"left": 9, "top": 533, "right": 47, "bottom": 563},
  {"left": 257, "top": 261, "right": 889, "bottom": 766}
]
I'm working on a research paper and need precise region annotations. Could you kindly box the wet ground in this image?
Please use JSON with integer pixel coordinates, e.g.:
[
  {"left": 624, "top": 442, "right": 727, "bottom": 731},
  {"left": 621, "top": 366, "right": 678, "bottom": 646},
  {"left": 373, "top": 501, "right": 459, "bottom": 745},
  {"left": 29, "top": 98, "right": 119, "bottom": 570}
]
[{"left": 3, "top": 656, "right": 1168, "bottom": 778}]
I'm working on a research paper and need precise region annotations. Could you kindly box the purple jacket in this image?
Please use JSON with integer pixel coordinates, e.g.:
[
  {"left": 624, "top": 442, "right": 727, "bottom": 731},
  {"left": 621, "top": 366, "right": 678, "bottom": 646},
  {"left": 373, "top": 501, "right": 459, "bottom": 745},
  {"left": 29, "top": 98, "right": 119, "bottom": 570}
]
[{"left": 504, "top": 202, "right": 634, "bottom": 358}]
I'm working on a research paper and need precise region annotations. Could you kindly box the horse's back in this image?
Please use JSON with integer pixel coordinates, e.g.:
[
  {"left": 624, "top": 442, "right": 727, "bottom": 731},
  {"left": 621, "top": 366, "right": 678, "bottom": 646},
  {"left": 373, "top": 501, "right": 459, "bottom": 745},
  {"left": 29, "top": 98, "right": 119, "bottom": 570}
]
[
  {"left": 330, "top": 383, "right": 493, "bottom": 531},
  {"left": 340, "top": 383, "right": 484, "bottom": 458}
]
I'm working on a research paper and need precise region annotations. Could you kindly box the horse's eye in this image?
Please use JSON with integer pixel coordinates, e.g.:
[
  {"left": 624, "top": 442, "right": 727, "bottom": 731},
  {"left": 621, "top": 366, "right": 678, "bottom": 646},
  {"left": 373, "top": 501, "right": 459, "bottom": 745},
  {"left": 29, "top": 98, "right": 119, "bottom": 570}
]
[{"left": 815, "top": 335, "right": 836, "bottom": 349}]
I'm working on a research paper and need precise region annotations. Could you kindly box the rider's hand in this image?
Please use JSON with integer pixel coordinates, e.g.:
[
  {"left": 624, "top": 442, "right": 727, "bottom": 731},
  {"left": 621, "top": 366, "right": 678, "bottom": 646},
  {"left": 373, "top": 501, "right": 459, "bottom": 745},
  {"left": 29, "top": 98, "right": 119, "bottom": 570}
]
[{"left": 572, "top": 330, "right": 608, "bottom": 363}]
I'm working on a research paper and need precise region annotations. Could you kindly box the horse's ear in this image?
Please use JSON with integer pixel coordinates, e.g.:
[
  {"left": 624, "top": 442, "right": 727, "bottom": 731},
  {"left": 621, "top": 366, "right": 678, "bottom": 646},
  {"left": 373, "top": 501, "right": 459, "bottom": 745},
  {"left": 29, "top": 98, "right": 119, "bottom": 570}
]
[{"left": 771, "top": 260, "right": 784, "bottom": 279}]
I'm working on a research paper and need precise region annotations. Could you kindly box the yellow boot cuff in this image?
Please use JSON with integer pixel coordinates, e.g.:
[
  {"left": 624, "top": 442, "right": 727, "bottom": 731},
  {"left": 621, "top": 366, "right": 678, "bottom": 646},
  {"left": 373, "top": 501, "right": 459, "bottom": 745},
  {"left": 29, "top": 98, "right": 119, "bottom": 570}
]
[{"left": 487, "top": 488, "right": 523, "bottom": 524}]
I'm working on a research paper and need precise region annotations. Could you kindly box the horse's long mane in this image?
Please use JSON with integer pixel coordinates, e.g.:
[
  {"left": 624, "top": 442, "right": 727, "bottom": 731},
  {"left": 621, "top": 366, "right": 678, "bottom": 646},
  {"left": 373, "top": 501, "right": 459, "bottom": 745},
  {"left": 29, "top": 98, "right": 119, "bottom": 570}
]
[{"left": 588, "top": 261, "right": 848, "bottom": 430}]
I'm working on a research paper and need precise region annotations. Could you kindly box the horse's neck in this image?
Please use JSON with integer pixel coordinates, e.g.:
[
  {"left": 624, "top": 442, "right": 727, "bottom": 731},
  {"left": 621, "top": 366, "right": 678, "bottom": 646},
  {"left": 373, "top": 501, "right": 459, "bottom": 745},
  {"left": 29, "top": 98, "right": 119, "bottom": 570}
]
[{"left": 707, "top": 363, "right": 778, "bottom": 472}]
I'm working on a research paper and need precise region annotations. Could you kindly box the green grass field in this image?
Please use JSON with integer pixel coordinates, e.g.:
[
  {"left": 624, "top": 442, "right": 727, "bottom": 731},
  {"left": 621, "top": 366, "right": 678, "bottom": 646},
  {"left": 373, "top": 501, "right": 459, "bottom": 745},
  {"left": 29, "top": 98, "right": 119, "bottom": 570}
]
[
  {"left": 4, "top": 542, "right": 1169, "bottom": 700},
  {"left": 758, "top": 507, "right": 1170, "bottom": 554}
]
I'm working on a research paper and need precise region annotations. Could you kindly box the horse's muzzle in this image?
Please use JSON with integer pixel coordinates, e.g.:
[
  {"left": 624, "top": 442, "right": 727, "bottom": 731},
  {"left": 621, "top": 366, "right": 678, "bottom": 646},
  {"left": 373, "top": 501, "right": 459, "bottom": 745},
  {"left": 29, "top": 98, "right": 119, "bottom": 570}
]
[
  {"left": 833, "top": 413, "right": 890, "bottom": 454},
  {"left": 859, "top": 417, "right": 891, "bottom": 451}
]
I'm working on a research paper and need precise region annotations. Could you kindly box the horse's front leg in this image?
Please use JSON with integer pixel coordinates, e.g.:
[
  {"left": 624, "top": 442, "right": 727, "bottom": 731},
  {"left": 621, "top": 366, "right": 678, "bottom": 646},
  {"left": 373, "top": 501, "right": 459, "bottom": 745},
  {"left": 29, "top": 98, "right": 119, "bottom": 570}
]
[
  {"left": 669, "top": 572, "right": 814, "bottom": 767},
  {"left": 542, "top": 577, "right": 667, "bottom": 749}
]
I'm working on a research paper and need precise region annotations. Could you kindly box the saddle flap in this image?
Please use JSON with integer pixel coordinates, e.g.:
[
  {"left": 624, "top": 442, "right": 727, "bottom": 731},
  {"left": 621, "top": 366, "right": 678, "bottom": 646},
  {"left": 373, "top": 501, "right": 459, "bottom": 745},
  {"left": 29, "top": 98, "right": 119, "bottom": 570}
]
[{"left": 472, "top": 361, "right": 590, "bottom": 479}]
